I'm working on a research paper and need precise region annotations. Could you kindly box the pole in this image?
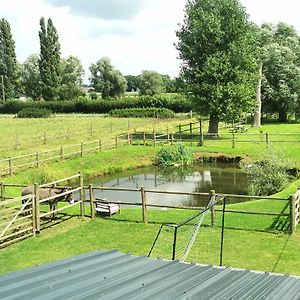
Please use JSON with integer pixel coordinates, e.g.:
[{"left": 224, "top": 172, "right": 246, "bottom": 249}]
[
  {"left": 34, "top": 183, "right": 40, "bottom": 233},
  {"left": 210, "top": 190, "right": 216, "bottom": 227},
  {"left": 141, "top": 186, "right": 148, "bottom": 224},
  {"left": 89, "top": 184, "right": 95, "bottom": 219},
  {"left": 220, "top": 197, "right": 226, "bottom": 266},
  {"left": 290, "top": 195, "right": 296, "bottom": 233},
  {"left": 172, "top": 227, "right": 178, "bottom": 260},
  {"left": 79, "top": 172, "right": 84, "bottom": 219}
]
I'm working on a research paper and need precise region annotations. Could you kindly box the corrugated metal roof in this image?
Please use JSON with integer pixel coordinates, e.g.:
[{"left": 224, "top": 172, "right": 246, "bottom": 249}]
[{"left": 1, "top": 250, "right": 300, "bottom": 299}]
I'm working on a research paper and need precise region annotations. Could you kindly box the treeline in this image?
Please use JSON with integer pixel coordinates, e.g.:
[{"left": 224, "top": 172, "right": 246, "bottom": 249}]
[
  {"left": 0, "top": 18, "right": 182, "bottom": 103},
  {"left": 0, "top": 94, "right": 192, "bottom": 114}
]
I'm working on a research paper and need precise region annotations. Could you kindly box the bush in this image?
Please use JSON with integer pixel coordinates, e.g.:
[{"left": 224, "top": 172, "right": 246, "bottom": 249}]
[
  {"left": 0, "top": 94, "right": 192, "bottom": 114},
  {"left": 155, "top": 144, "right": 193, "bottom": 167},
  {"left": 242, "top": 152, "right": 291, "bottom": 196},
  {"left": 109, "top": 108, "right": 176, "bottom": 118},
  {"left": 17, "top": 108, "right": 52, "bottom": 118}
]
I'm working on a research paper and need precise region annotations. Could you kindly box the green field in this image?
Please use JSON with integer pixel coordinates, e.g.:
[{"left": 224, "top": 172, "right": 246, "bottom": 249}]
[{"left": 1, "top": 119, "right": 300, "bottom": 276}]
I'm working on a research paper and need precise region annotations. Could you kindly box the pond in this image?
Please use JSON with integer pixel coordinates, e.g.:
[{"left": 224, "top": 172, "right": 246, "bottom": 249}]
[{"left": 90, "top": 163, "right": 249, "bottom": 208}]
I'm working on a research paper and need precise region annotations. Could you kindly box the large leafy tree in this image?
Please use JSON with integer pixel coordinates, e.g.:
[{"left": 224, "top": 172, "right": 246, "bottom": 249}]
[
  {"left": 39, "top": 17, "right": 61, "bottom": 100},
  {"left": 0, "top": 18, "right": 19, "bottom": 99},
  {"left": 261, "top": 23, "right": 300, "bottom": 122},
  {"left": 176, "top": 0, "right": 258, "bottom": 133},
  {"left": 124, "top": 75, "right": 140, "bottom": 92},
  {"left": 21, "top": 54, "right": 41, "bottom": 100},
  {"left": 89, "top": 57, "right": 127, "bottom": 99},
  {"left": 139, "top": 70, "right": 165, "bottom": 96},
  {"left": 60, "top": 55, "right": 84, "bottom": 100}
]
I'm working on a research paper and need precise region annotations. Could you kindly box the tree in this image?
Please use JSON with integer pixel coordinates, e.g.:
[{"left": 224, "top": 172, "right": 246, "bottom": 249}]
[
  {"left": 139, "top": 70, "right": 165, "bottom": 96},
  {"left": 89, "top": 57, "right": 127, "bottom": 99},
  {"left": 176, "top": 0, "right": 258, "bottom": 134},
  {"left": 21, "top": 54, "right": 42, "bottom": 100},
  {"left": 60, "top": 56, "right": 84, "bottom": 100},
  {"left": 39, "top": 17, "right": 61, "bottom": 100},
  {"left": 261, "top": 23, "right": 300, "bottom": 122},
  {"left": 0, "top": 18, "right": 19, "bottom": 99},
  {"left": 124, "top": 75, "right": 140, "bottom": 92}
]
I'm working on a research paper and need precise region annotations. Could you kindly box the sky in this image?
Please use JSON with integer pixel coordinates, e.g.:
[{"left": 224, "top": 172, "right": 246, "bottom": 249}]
[{"left": 1, "top": 0, "right": 300, "bottom": 83}]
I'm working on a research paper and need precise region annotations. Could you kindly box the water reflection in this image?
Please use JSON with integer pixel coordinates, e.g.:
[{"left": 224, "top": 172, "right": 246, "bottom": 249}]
[{"left": 91, "top": 164, "right": 248, "bottom": 207}]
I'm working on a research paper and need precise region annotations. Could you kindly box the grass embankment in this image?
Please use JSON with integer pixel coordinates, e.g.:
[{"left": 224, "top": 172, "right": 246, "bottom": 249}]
[{"left": 1, "top": 122, "right": 300, "bottom": 276}]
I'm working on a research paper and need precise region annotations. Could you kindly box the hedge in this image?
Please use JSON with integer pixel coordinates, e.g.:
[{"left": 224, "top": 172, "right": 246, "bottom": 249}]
[
  {"left": 109, "top": 108, "right": 176, "bottom": 118},
  {"left": 0, "top": 94, "right": 193, "bottom": 115}
]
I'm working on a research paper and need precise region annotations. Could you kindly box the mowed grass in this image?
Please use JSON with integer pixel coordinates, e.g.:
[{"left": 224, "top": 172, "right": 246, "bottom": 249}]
[{"left": 1, "top": 207, "right": 300, "bottom": 276}]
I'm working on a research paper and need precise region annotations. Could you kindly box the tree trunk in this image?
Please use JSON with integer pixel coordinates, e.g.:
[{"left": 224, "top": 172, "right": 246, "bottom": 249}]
[
  {"left": 253, "top": 62, "right": 263, "bottom": 128},
  {"left": 208, "top": 115, "right": 219, "bottom": 137}
]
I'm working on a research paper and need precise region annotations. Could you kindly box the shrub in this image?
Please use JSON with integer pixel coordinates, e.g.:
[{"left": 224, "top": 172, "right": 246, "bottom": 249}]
[
  {"left": 155, "top": 144, "right": 193, "bottom": 167},
  {"left": 17, "top": 108, "right": 52, "bottom": 118},
  {"left": 109, "top": 108, "right": 176, "bottom": 118},
  {"left": 242, "top": 152, "right": 291, "bottom": 196}
]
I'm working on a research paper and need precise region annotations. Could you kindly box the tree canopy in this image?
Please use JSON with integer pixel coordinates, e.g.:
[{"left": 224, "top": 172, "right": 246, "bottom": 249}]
[
  {"left": 176, "top": 0, "right": 258, "bottom": 133},
  {"left": 0, "top": 18, "right": 19, "bottom": 99},
  {"left": 39, "top": 17, "right": 61, "bottom": 100},
  {"left": 139, "top": 70, "right": 165, "bottom": 96},
  {"left": 89, "top": 57, "right": 127, "bottom": 99}
]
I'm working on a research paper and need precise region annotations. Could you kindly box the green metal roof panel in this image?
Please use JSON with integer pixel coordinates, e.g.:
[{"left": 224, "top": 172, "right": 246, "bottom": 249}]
[{"left": 1, "top": 250, "right": 300, "bottom": 299}]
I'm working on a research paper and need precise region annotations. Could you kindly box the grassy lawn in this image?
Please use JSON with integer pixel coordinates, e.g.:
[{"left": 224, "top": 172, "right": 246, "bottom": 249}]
[
  {"left": 1, "top": 208, "right": 299, "bottom": 276},
  {"left": 1, "top": 120, "right": 300, "bottom": 276}
]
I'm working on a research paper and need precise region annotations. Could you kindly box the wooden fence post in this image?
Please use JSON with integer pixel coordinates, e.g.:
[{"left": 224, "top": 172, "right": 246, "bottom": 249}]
[
  {"left": 43, "top": 132, "right": 47, "bottom": 145},
  {"left": 210, "top": 190, "right": 216, "bottom": 227},
  {"left": 127, "top": 133, "right": 130, "bottom": 146},
  {"left": 89, "top": 184, "right": 95, "bottom": 219},
  {"left": 79, "top": 172, "right": 85, "bottom": 219},
  {"left": 171, "top": 133, "right": 174, "bottom": 146},
  {"left": 179, "top": 124, "right": 182, "bottom": 134},
  {"left": 0, "top": 182, "right": 4, "bottom": 201},
  {"left": 115, "top": 136, "right": 118, "bottom": 148},
  {"left": 153, "top": 130, "right": 156, "bottom": 147},
  {"left": 141, "top": 187, "right": 148, "bottom": 224},
  {"left": 81, "top": 142, "right": 84, "bottom": 157},
  {"left": 232, "top": 129, "right": 235, "bottom": 148},
  {"left": 90, "top": 124, "right": 93, "bottom": 137},
  {"left": 143, "top": 132, "right": 146, "bottom": 145},
  {"left": 8, "top": 157, "right": 12, "bottom": 176},
  {"left": 199, "top": 119, "right": 203, "bottom": 146},
  {"left": 290, "top": 194, "right": 296, "bottom": 233},
  {"left": 60, "top": 147, "right": 64, "bottom": 160},
  {"left": 99, "top": 139, "right": 102, "bottom": 152},
  {"left": 34, "top": 183, "right": 40, "bottom": 234},
  {"left": 36, "top": 153, "right": 39, "bottom": 168},
  {"left": 266, "top": 132, "right": 269, "bottom": 149},
  {"left": 189, "top": 122, "right": 192, "bottom": 134}
]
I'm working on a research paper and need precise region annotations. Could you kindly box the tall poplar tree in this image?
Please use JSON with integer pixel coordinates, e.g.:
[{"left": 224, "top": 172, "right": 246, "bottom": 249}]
[
  {"left": 39, "top": 17, "right": 61, "bottom": 100},
  {"left": 0, "top": 18, "right": 19, "bottom": 100},
  {"left": 176, "top": 0, "right": 258, "bottom": 134}
]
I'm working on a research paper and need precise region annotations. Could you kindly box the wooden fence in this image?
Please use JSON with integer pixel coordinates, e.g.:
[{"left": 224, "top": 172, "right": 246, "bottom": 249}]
[
  {"left": 0, "top": 174, "right": 83, "bottom": 248},
  {"left": 130, "top": 129, "right": 300, "bottom": 149},
  {"left": 291, "top": 188, "right": 300, "bottom": 232},
  {"left": 0, "top": 134, "right": 131, "bottom": 177},
  {"left": 87, "top": 185, "right": 298, "bottom": 233}
]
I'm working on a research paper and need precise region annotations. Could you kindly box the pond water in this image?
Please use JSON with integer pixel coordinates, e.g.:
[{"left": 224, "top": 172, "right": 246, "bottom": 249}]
[{"left": 90, "top": 163, "right": 249, "bottom": 208}]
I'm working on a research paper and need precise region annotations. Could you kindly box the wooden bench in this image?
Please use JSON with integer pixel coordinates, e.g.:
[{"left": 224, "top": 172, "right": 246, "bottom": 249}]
[{"left": 95, "top": 201, "right": 120, "bottom": 217}]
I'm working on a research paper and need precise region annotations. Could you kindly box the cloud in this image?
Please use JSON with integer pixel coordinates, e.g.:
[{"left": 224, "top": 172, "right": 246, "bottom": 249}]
[{"left": 45, "top": 0, "right": 147, "bottom": 20}]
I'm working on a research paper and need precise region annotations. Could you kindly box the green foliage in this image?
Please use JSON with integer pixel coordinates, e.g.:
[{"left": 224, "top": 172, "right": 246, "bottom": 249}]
[
  {"left": 21, "top": 54, "right": 42, "bottom": 100},
  {"left": 124, "top": 75, "right": 140, "bottom": 92},
  {"left": 261, "top": 23, "right": 300, "bottom": 122},
  {"left": 242, "top": 152, "right": 291, "bottom": 196},
  {"left": 109, "top": 108, "right": 176, "bottom": 118},
  {"left": 89, "top": 57, "right": 127, "bottom": 99},
  {"left": 17, "top": 107, "right": 52, "bottom": 118},
  {"left": 0, "top": 94, "right": 191, "bottom": 114},
  {"left": 139, "top": 70, "right": 165, "bottom": 96},
  {"left": 60, "top": 56, "right": 85, "bottom": 100},
  {"left": 0, "top": 18, "right": 20, "bottom": 99},
  {"left": 176, "top": 0, "right": 258, "bottom": 133},
  {"left": 155, "top": 144, "right": 193, "bottom": 167},
  {"left": 39, "top": 18, "right": 61, "bottom": 100}
]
